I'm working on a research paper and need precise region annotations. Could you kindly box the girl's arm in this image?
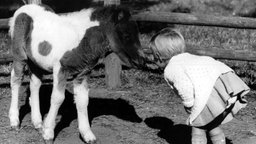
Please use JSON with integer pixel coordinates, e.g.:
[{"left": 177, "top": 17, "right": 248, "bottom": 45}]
[{"left": 164, "top": 64, "right": 194, "bottom": 108}]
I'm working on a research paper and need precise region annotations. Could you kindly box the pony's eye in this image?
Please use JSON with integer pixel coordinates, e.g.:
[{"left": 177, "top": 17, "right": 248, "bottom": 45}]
[{"left": 124, "top": 34, "right": 130, "bottom": 40}]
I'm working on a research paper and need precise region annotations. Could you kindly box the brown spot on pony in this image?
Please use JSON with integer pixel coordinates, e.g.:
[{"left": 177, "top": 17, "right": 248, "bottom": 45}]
[{"left": 38, "top": 41, "right": 52, "bottom": 56}]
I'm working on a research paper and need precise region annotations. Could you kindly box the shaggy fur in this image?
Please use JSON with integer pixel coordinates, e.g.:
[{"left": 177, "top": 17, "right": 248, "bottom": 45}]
[{"left": 9, "top": 4, "right": 142, "bottom": 143}]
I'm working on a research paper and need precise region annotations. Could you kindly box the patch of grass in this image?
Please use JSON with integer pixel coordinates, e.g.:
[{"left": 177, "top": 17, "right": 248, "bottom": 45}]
[
  {"left": 147, "top": 1, "right": 191, "bottom": 13},
  {"left": 178, "top": 25, "right": 256, "bottom": 51},
  {"left": 0, "top": 30, "right": 9, "bottom": 54}
]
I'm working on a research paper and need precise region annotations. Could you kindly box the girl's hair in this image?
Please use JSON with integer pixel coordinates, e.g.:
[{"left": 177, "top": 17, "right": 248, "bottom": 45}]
[{"left": 149, "top": 27, "right": 186, "bottom": 62}]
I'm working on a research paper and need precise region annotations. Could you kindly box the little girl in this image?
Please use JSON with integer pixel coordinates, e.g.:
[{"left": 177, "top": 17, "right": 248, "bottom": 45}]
[{"left": 149, "top": 28, "right": 250, "bottom": 144}]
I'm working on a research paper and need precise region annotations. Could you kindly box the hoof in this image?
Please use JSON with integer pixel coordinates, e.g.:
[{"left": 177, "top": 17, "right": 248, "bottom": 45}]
[
  {"left": 39, "top": 126, "right": 54, "bottom": 141},
  {"left": 38, "top": 127, "right": 44, "bottom": 135},
  {"left": 34, "top": 122, "right": 43, "bottom": 129},
  {"left": 9, "top": 118, "right": 20, "bottom": 130},
  {"left": 10, "top": 125, "right": 20, "bottom": 131},
  {"left": 44, "top": 139, "right": 54, "bottom": 144},
  {"left": 80, "top": 133, "right": 97, "bottom": 144},
  {"left": 38, "top": 128, "right": 54, "bottom": 144},
  {"left": 80, "top": 131, "right": 97, "bottom": 144},
  {"left": 85, "top": 140, "right": 97, "bottom": 144}
]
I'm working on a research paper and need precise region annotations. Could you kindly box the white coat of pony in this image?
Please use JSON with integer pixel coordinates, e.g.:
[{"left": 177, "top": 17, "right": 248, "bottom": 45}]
[{"left": 9, "top": 4, "right": 99, "bottom": 143}]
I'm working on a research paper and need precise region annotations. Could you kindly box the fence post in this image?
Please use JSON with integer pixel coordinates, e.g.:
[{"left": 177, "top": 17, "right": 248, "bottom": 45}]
[
  {"left": 104, "top": 0, "right": 120, "bottom": 6},
  {"left": 104, "top": 0, "right": 122, "bottom": 89},
  {"left": 26, "top": 0, "right": 41, "bottom": 4},
  {"left": 105, "top": 53, "right": 122, "bottom": 89}
]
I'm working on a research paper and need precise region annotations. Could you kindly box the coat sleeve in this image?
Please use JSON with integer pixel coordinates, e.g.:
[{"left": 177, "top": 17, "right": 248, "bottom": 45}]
[{"left": 164, "top": 62, "right": 194, "bottom": 108}]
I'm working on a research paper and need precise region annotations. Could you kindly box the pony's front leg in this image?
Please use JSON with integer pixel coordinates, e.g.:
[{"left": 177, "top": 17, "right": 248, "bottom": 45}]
[
  {"left": 9, "top": 61, "right": 25, "bottom": 129},
  {"left": 42, "top": 64, "right": 66, "bottom": 142},
  {"left": 73, "top": 78, "right": 96, "bottom": 143},
  {"left": 29, "top": 74, "right": 42, "bottom": 129}
]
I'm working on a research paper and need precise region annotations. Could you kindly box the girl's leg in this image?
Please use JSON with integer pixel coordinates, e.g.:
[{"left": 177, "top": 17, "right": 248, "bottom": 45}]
[
  {"left": 192, "top": 127, "right": 207, "bottom": 144},
  {"left": 209, "top": 127, "right": 226, "bottom": 144}
]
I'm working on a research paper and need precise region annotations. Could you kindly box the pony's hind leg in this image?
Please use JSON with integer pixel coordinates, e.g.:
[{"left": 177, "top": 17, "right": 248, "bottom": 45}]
[
  {"left": 9, "top": 60, "right": 26, "bottom": 129},
  {"left": 73, "top": 78, "right": 96, "bottom": 143},
  {"left": 41, "top": 64, "right": 66, "bottom": 142},
  {"left": 9, "top": 11, "right": 31, "bottom": 129},
  {"left": 29, "top": 73, "right": 42, "bottom": 129}
]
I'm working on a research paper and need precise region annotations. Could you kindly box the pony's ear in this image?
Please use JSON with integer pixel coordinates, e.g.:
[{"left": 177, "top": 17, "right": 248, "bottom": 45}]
[
  {"left": 117, "top": 11, "right": 125, "bottom": 21},
  {"left": 116, "top": 9, "right": 131, "bottom": 22}
]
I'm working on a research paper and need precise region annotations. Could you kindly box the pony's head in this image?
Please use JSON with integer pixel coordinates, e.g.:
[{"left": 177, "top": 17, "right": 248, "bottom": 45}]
[
  {"left": 91, "top": 6, "right": 143, "bottom": 68},
  {"left": 114, "top": 10, "right": 142, "bottom": 67}
]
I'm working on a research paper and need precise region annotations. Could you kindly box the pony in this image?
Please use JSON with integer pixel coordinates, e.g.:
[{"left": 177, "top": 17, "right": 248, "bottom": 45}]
[{"left": 8, "top": 4, "right": 143, "bottom": 143}]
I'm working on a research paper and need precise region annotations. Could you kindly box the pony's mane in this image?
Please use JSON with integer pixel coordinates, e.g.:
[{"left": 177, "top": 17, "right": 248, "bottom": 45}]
[{"left": 90, "top": 6, "right": 131, "bottom": 23}]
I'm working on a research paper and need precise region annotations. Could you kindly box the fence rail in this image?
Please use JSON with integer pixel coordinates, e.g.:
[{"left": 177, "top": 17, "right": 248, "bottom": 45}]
[
  {"left": 0, "top": 54, "right": 12, "bottom": 64},
  {"left": 0, "top": 18, "right": 9, "bottom": 29},
  {"left": 187, "top": 46, "right": 256, "bottom": 62},
  {"left": 132, "top": 12, "right": 256, "bottom": 29},
  {"left": 1, "top": 11, "right": 256, "bottom": 88},
  {"left": 1, "top": 12, "right": 256, "bottom": 63},
  {"left": 2, "top": 12, "right": 256, "bottom": 29}
]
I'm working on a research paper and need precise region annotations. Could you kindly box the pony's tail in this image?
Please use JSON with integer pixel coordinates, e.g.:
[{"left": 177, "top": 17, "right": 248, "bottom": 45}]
[{"left": 9, "top": 12, "right": 33, "bottom": 61}]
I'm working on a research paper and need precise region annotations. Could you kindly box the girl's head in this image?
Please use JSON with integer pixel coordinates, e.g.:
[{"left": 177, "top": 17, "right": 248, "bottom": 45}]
[{"left": 149, "top": 28, "right": 186, "bottom": 62}]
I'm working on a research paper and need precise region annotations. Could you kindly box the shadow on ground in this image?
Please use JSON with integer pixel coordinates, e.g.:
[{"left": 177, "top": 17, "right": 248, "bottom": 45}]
[
  {"left": 17, "top": 84, "right": 142, "bottom": 141},
  {"left": 144, "top": 116, "right": 233, "bottom": 144}
]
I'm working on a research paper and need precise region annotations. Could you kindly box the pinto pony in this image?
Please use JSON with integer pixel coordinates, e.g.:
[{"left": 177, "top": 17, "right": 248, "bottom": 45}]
[{"left": 9, "top": 4, "right": 143, "bottom": 143}]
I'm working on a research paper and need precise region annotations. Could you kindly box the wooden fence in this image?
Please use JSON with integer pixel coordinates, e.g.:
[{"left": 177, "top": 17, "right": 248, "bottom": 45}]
[
  {"left": 132, "top": 12, "right": 256, "bottom": 29},
  {"left": 1, "top": 12, "right": 256, "bottom": 87},
  {"left": 2, "top": 12, "right": 256, "bottom": 62},
  {"left": 0, "top": 18, "right": 9, "bottom": 29}
]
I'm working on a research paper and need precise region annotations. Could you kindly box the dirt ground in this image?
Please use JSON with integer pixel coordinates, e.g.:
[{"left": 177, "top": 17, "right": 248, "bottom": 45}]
[{"left": 0, "top": 69, "right": 255, "bottom": 144}]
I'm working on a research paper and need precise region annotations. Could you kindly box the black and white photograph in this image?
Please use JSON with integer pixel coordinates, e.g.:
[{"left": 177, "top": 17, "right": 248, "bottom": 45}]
[{"left": 0, "top": 0, "right": 255, "bottom": 144}]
